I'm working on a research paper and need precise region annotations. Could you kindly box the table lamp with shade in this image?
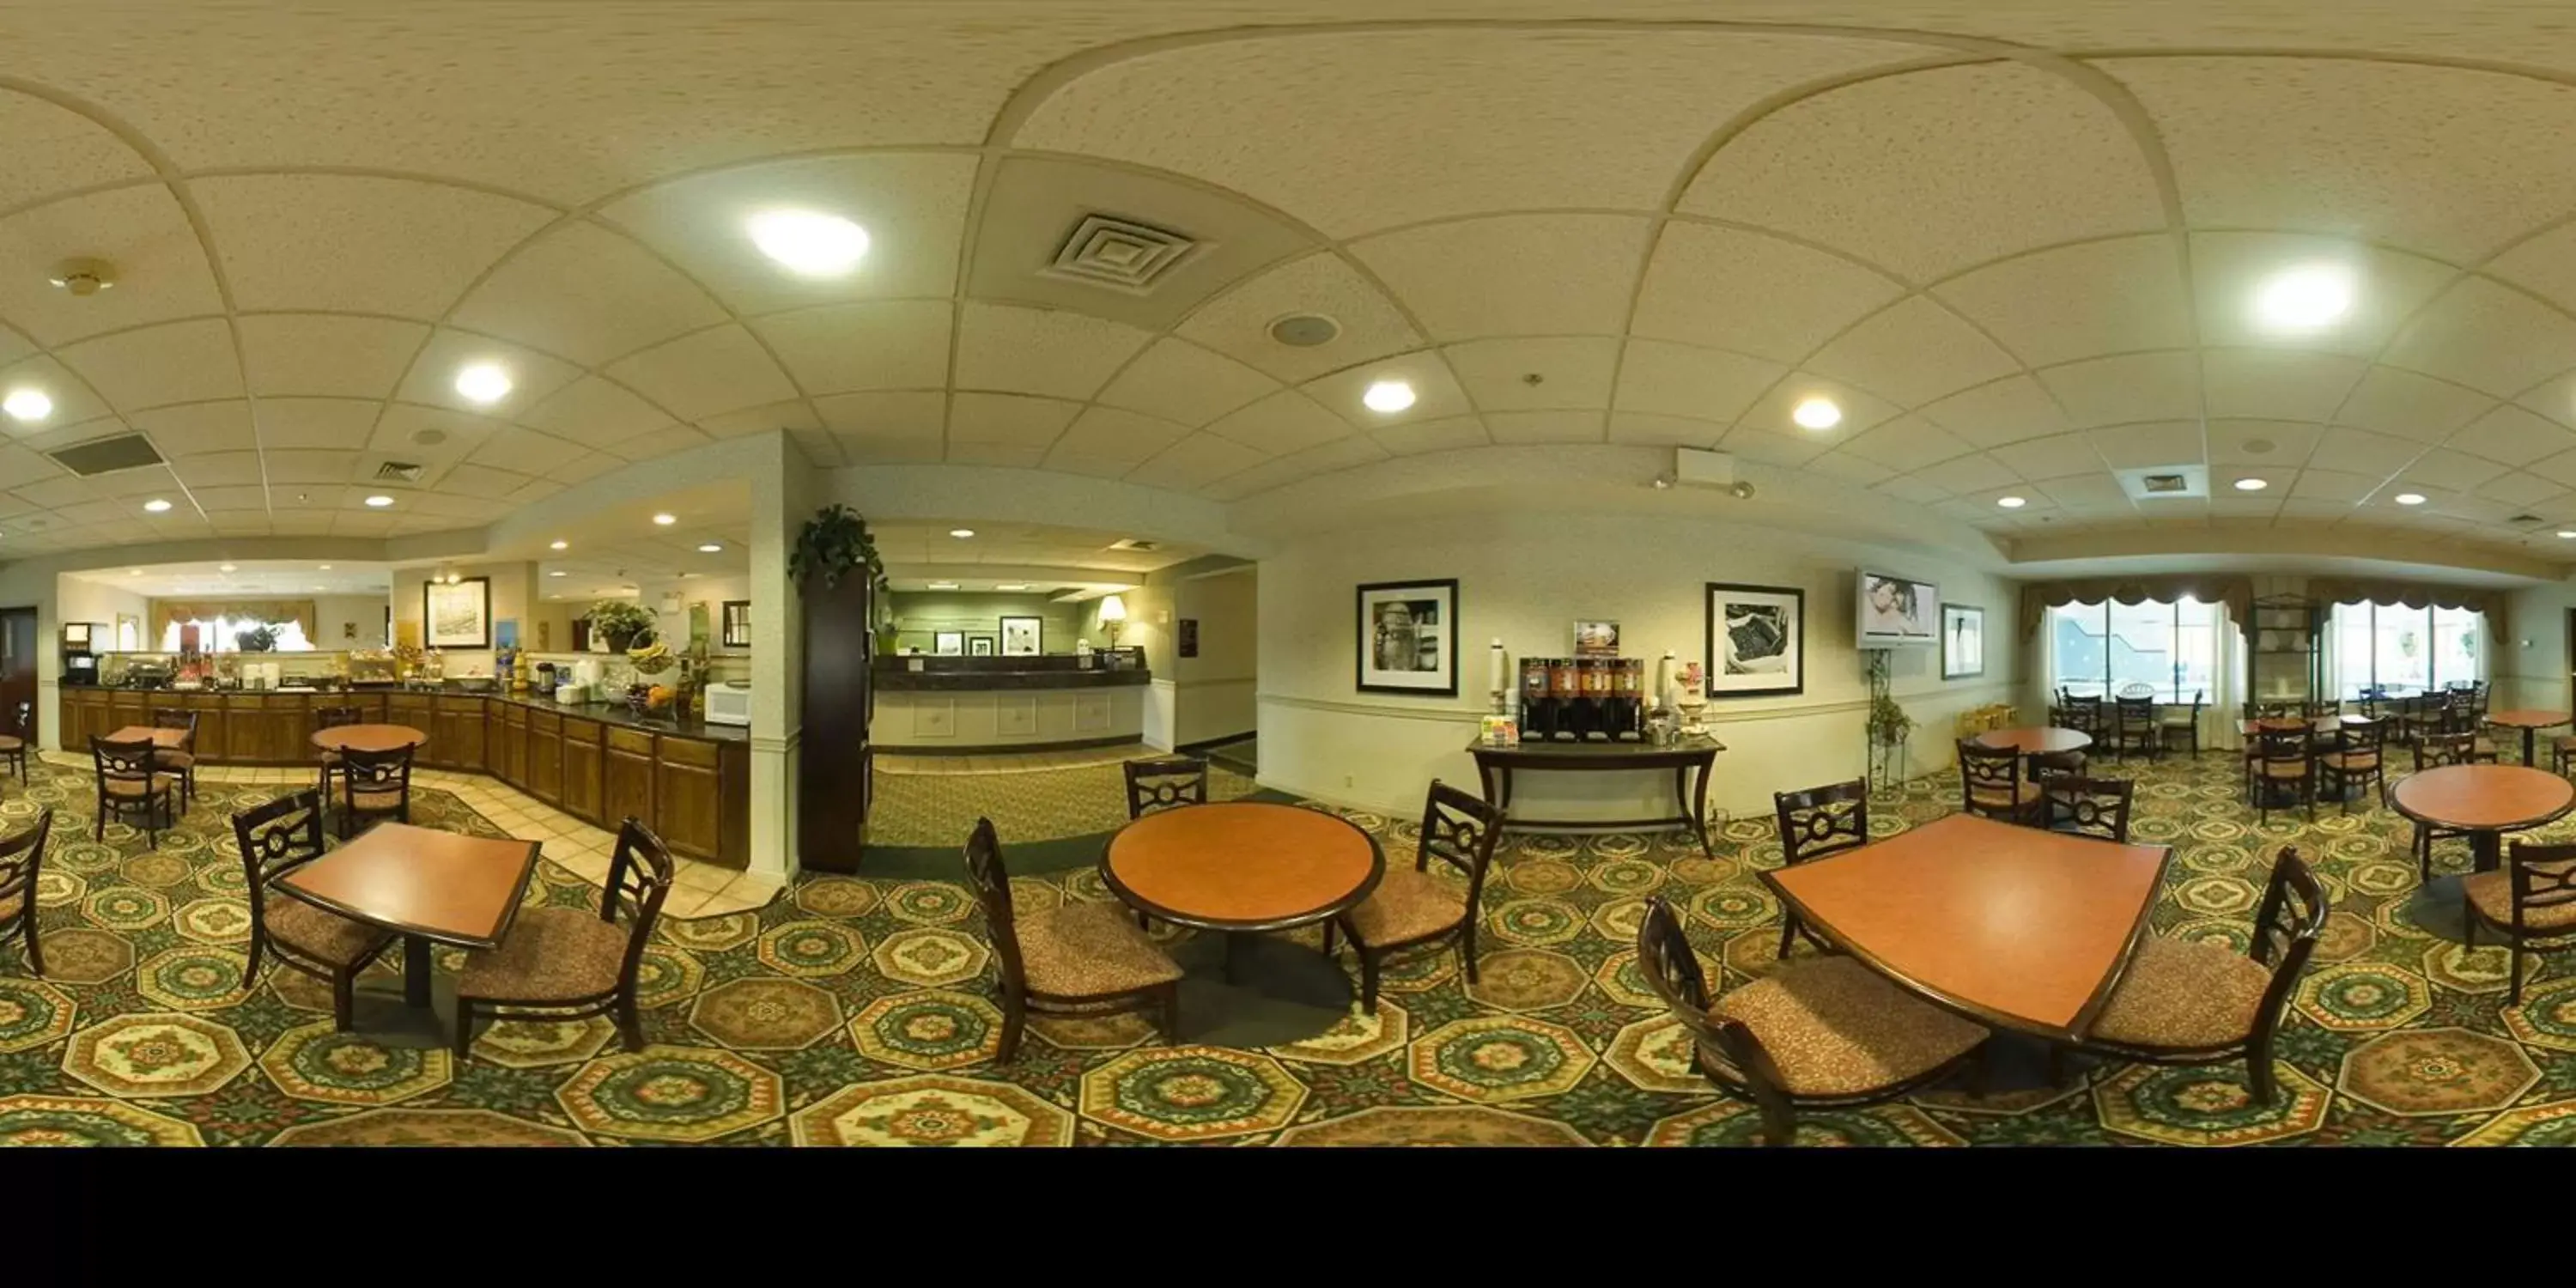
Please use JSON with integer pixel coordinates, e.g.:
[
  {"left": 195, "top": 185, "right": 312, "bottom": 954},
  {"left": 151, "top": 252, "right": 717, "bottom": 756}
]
[{"left": 1097, "top": 593, "right": 1127, "bottom": 650}]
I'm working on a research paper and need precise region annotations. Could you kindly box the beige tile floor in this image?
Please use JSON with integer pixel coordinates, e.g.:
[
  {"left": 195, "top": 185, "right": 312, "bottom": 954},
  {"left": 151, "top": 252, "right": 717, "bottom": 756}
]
[
  {"left": 875, "top": 744, "right": 1146, "bottom": 776},
  {"left": 43, "top": 751, "right": 785, "bottom": 918}
]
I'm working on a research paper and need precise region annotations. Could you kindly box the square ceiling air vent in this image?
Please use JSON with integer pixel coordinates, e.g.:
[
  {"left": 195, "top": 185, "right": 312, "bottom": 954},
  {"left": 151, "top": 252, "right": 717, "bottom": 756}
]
[
  {"left": 374, "top": 461, "right": 425, "bottom": 483},
  {"left": 47, "top": 433, "right": 163, "bottom": 477},
  {"left": 1040, "top": 215, "right": 1204, "bottom": 295},
  {"left": 2113, "top": 464, "right": 2208, "bottom": 501}
]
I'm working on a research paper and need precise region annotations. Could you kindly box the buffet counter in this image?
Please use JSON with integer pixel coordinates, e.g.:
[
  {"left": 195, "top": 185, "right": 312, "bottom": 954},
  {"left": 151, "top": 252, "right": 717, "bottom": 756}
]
[
  {"left": 871, "top": 653, "right": 1148, "bottom": 752},
  {"left": 58, "top": 684, "right": 751, "bottom": 869}
]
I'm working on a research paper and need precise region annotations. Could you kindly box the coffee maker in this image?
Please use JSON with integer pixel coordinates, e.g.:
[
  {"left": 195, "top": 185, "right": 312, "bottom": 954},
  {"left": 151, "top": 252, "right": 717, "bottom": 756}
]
[
  {"left": 1519, "top": 655, "right": 1644, "bottom": 741},
  {"left": 61, "top": 623, "right": 102, "bottom": 687}
]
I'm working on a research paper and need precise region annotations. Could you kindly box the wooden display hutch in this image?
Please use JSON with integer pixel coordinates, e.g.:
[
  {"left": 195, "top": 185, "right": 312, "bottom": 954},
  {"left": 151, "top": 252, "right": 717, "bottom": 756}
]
[{"left": 2248, "top": 593, "right": 2324, "bottom": 707}]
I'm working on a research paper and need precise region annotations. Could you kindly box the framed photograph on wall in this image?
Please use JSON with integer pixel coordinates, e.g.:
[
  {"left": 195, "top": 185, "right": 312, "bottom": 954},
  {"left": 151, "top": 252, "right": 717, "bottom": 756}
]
[
  {"left": 422, "top": 576, "right": 491, "bottom": 650},
  {"left": 934, "top": 631, "right": 965, "bottom": 656},
  {"left": 1942, "top": 604, "right": 1985, "bottom": 680},
  {"left": 720, "top": 600, "right": 750, "bottom": 648},
  {"left": 1572, "top": 619, "right": 1620, "bottom": 658},
  {"left": 1356, "top": 579, "right": 1460, "bottom": 696},
  {"left": 969, "top": 635, "right": 996, "bottom": 657},
  {"left": 1706, "top": 582, "right": 1803, "bottom": 697},
  {"left": 999, "top": 616, "right": 1042, "bottom": 657}
]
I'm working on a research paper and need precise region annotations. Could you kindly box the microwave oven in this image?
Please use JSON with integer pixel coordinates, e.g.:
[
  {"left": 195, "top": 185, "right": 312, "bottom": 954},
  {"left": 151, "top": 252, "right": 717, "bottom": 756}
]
[{"left": 703, "top": 682, "right": 750, "bottom": 727}]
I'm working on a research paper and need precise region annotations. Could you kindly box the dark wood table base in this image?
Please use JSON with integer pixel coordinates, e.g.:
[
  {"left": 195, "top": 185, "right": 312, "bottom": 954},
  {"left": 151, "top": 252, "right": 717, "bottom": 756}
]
[
  {"left": 343, "top": 935, "right": 458, "bottom": 1049},
  {"left": 1468, "top": 737, "right": 1724, "bottom": 857},
  {"left": 1164, "top": 932, "right": 1353, "bottom": 1048}
]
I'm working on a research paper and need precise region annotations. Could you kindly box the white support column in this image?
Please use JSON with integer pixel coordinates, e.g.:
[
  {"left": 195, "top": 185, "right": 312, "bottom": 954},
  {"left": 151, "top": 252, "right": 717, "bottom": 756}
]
[{"left": 745, "top": 432, "right": 815, "bottom": 881}]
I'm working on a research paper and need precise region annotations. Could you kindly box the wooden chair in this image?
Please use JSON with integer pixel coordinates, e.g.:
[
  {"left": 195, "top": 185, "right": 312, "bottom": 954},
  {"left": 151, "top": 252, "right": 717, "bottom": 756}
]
[
  {"left": 2319, "top": 715, "right": 2388, "bottom": 816},
  {"left": 2028, "top": 749, "right": 2087, "bottom": 784},
  {"left": 336, "top": 743, "right": 414, "bottom": 838},
  {"left": 0, "top": 809, "right": 52, "bottom": 975},
  {"left": 91, "top": 735, "right": 179, "bottom": 848},
  {"left": 2251, "top": 726, "right": 2312, "bottom": 823},
  {"left": 1121, "top": 755, "right": 1209, "bottom": 818},
  {"left": 2464, "top": 839, "right": 2576, "bottom": 1005},
  {"left": 2040, "top": 775, "right": 2133, "bottom": 842},
  {"left": 234, "top": 791, "right": 395, "bottom": 1031},
  {"left": 2407, "top": 732, "right": 2481, "bottom": 883},
  {"left": 2108, "top": 696, "right": 2160, "bottom": 761},
  {"left": 2057, "top": 696, "right": 2104, "bottom": 739},
  {"left": 2395, "top": 695, "right": 2443, "bottom": 750},
  {"left": 965, "top": 817, "right": 1179, "bottom": 1062},
  {"left": 0, "top": 700, "right": 33, "bottom": 781},
  {"left": 1327, "top": 780, "right": 1499, "bottom": 1011},
  {"left": 1958, "top": 738, "right": 2038, "bottom": 823},
  {"left": 2157, "top": 690, "right": 2204, "bottom": 757},
  {"left": 2552, "top": 731, "right": 2576, "bottom": 778},
  {"left": 1771, "top": 778, "right": 1868, "bottom": 958},
  {"left": 2075, "top": 847, "right": 2324, "bottom": 1107},
  {"left": 313, "top": 705, "right": 364, "bottom": 799},
  {"left": 149, "top": 708, "right": 200, "bottom": 813},
  {"left": 454, "top": 817, "right": 671, "bottom": 1059},
  {"left": 1635, "top": 896, "right": 1987, "bottom": 1146}
]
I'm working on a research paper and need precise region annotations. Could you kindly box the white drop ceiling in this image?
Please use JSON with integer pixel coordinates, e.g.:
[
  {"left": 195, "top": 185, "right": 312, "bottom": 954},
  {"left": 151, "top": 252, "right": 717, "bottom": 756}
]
[{"left": 0, "top": 4, "right": 2573, "bottom": 571}]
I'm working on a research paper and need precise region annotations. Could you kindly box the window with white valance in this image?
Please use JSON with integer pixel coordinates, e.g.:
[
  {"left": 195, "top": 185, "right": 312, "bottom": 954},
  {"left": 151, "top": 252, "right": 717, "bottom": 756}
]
[
  {"left": 2046, "top": 597, "right": 2225, "bottom": 703},
  {"left": 2328, "top": 601, "right": 2483, "bottom": 699}
]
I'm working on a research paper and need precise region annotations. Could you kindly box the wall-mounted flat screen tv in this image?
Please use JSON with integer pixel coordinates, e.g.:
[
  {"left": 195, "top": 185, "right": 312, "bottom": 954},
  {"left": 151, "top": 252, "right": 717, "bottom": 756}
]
[{"left": 1858, "top": 571, "right": 1940, "bottom": 647}]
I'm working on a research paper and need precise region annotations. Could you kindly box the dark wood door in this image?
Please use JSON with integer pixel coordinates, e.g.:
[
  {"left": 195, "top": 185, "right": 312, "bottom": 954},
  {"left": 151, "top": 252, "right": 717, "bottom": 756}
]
[
  {"left": 0, "top": 607, "right": 33, "bottom": 744},
  {"left": 603, "top": 734, "right": 654, "bottom": 833},
  {"left": 562, "top": 720, "right": 603, "bottom": 823},
  {"left": 528, "top": 714, "right": 562, "bottom": 804},
  {"left": 798, "top": 574, "right": 870, "bottom": 872}
]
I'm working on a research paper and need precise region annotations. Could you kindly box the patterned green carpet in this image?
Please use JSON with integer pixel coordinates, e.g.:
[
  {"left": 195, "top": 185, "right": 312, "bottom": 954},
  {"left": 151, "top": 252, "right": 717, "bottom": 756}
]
[
  {"left": 3, "top": 750, "right": 2576, "bottom": 1145},
  {"left": 870, "top": 760, "right": 1259, "bottom": 848}
]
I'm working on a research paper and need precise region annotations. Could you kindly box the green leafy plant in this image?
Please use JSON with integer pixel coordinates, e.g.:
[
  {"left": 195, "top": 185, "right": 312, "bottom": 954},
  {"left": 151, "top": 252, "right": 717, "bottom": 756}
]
[
  {"left": 586, "top": 599, "right": 656, "bottom": 649},
  {"left": 790, "top": 503, "right": 886, "bottom": 593},
  {"left": 1866, "top": 692, "right": 1913, "bottom": 746}
]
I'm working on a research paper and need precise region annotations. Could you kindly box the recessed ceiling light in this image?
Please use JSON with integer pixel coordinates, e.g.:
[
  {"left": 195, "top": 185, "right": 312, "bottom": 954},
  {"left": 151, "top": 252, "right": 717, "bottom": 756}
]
[
  {"left": 1996, "top": 495, "right": 2026, "bottom": 508},
  {"left": 927, "top": 581, "right": 958, "bottom": 591},
  {"left": 652, "top": 513, "right": 676, "bottom": 526},
  {"left": 218, "top": 562, "right": 236, "bottom": 572},
  {"left": 746, "top": 210, "right": 870, "bottom": 277},
  {"left": 948, "top": 528, "right": 975, "bottom": 539},
  {"left": 549, "top": 570, "right": 567, "bottom": 578},
  {"left": 318, "top": 564, "right": 331, "bottom": 570},
  {"left": 549, "top": 540, "right": 568, "bottom": 550},
  {"left": 364, "top": 495, "right": 394, "bottom": 507},
  {"left": 2558, "top": 531, "right": 2576, "bottom": 539},
  {"left": 1361, "top": 380, "right": 1417, "bottom": 414},
  {"left": 698, "top": 543, "right": 723, "bottom": 553},
  {"left": 2233, "top": 477, "right": 2269, "bottom": 491},
  {"left": 453, "top": 361, "right": 513, "bottom": 405},
  {"left": 142, "top": 499, "right": 171, "bottom": 513},
  {"left": 2, "top": 388, "right": 51, "bottom": 422},
  {"left": 125, "top": 568, "right": 138, "bottom": 576},
  {"left": 995, "top": 583, "right": 1030, "bottom": 591},
  {"left": 1791, "top": 397, "right": 1843, "bottom": 431},
  {"left": 2394, "top": 492, "right": 2427, "bottom": 506},
  {"left": 2253, "top": 263, "right": 2357, "bottom": 333}
]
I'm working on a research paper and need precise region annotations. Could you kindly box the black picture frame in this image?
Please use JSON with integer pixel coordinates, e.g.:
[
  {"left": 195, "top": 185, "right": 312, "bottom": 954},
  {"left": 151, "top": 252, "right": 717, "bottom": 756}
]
[
  {"left": 422, "top": 575, "right": 492, "bottom": 650},
  {"left": 1705, "top": 581, "right": 1804, "bottom": 698},
  {"left": 1942, "top": 604, "right": 1986, "bottom": 680},
  {"left": 969, "top": 635, "right": 996, "bottom": 657},
  {"left": 1355, "top": 578, "right": 1460, "bottom": 696},
  {"left": 720, "top": 599, "right": 750, "bottom": 648}
]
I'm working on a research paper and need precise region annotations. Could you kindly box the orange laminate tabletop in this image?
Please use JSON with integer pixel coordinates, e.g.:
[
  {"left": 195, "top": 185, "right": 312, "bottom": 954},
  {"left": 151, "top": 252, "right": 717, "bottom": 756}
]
[
  {"left": 1103, "top": 802, "right": 1384, "bottom": 933},
  {"left": 1973, "top": 727, "right": 2092, "bottom": 756},
  {"left": 2390, "top": 764, "right": 2576, "bottom": 833},
  {"left": 1761, "top": 812, "right": 2171, "bottom": 1042},
  {"left": 311, "top": 724, "right": 429, "bottom": 754},
  {"left": 276, "top": 823, "right": 538, "bottom": 949}
]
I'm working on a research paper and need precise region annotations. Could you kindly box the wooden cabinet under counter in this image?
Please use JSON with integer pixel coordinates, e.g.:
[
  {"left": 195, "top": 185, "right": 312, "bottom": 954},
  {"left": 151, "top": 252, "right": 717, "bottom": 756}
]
[
  {"left": 434, "top": 695, "right": 487, "bottom": 773},
  {"left": 526, "top": 709, "right": 563, "bottom": 805},
  {"left": 562, "top": 717, "right": 604, "bottom": 825},
  {"left": 496, "top": 702, "right": 528, "bottom": 790},
  {"left": 602, "top": 726, "right": 655, "bottom": 835}
]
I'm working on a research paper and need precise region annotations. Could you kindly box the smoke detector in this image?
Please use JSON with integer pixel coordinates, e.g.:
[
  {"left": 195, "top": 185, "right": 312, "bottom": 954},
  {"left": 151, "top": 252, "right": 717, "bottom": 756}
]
[{"left": 47, "top": 258, "right": 116, "bottom": 296}]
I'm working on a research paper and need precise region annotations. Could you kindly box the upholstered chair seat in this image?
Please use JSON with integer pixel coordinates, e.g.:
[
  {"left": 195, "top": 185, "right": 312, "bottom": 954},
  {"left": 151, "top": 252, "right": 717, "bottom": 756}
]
[
  {"left": 1708, "top": 957, "right": 1986, "bottom": 1098},
  {"left": 1013, "top": 902, "right": 1184, "bottom": 996},
  {"left": 264, "top": 898, "right": 393, "bottom": 967},
  {"left": 457, "top": 908, "right": 629, "bottom": 1000},
  {"left": 2086, "top": 937, "right": 2271, "bottom": 1049},
  {"left": 1345, "top": 867, "right": 1467, "bottom": 947}
]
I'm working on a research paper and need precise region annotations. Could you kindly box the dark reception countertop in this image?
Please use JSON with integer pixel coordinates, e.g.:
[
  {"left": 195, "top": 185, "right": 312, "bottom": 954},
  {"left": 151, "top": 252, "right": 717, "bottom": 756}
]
[{"left": 874, "top": 665, "right": 1151, "bottom": 692}]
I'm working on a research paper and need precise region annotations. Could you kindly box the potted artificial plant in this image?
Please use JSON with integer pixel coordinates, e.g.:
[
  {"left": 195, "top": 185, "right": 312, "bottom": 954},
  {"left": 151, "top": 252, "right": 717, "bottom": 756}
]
[
  {"left": 587, "top": 599, "right": 656, "bottom": 653},
  {"left": 789, "top": 502, "right": 888, "bottom": 595}
]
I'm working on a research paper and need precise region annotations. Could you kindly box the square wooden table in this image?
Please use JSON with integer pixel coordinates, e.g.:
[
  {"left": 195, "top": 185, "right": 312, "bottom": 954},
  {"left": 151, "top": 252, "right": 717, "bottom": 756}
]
[
  {"left": 101, "top": 726, "right": 186, "bottom": 748},
  {"left": 1760, "top": 812, "right": 2172, "bottom": 1043},
  {"left": 276, "top": 823, "right": 540, "bottom": 1042}
]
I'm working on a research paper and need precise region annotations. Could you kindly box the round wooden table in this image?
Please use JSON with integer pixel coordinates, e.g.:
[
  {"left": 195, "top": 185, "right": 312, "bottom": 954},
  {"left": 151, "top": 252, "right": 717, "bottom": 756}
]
[
  {"left": 1102, "top": 802, "right": 1384, "bottom": 1046},
  {"left": 2390, "top": 765, "right": 2575, "bottom": 874},
  {"left": 2486, "top": 710, "right": 2571, "bottom": 766},
  {"left": 311, "top": 724, "right": 429, "bottom": 755},
  {"left": 1973, "top": 727, "right": 2091, "bottom": 757}
]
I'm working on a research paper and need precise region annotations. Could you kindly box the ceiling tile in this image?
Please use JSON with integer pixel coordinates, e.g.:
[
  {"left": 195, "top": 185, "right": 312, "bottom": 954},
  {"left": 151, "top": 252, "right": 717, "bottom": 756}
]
[
  {"left": 1443, "top": 337, "right": 1618, "bottom": 412},
  {"left": 1608, "top": 413, "right": 1727, "bottom": 449},
  {"left": 1631, "top": 222, "right": 1902, "bottom": 363},
  {"left": 603, "top": 424, "right": 714, "bottom": 462},
  {"left": 255, "top": 397, "right": 380, "bottom": 450},
  {"left": 2205, "top": 418, "right": 2323, "bottom": 468},
  {"left": 598, "top": 152, "right": 977, "bottom": 313},
  {"left": 604, "top": 326, "right": 799, "bottom": 422},
  {"left": 1804, "top": 451, "right": 1894, "bottom": 489},
  {"left": 2312, "top": 427, "right": 2430, "bottom": 477},
  {"left": 1874, "top": 476, "right": 1951, "bottom": 505},
  {"left": 519, "top": 375, "right": 676, "bottom": 448},
  {"left": 952, "top": 302, "right": 1151, "bottom": 401},
  {"left": 2184, "top": 232, "right": 2458, "bottom": 355},
  {"left": 1046, "top": 406, "right": 1193, "bottom": 469},
  {"left": 1913, "top": 453, "right": 2020, "bottom": 495},
  {"left": 750, "top": 300, "right": 952, "bottom": 396},
  {"left": 467, "top": 427, "right": 591, "bottom": 476},
  {"left": 1200, "top": 390, "right": 1352, "bottom": 458},
  {"left": 2037, "top": 473, "right": 2133, "bottom": 511},
  {"left": 2475, "top": 471, "right": 2567, "bottom": 508},
  {"left": 1100, "top": 338, "right": 1281, "bottom": 426},
  {"left": 1124, "top": 434, "right": 1269, "bottom": 492},
  {"left": 1840, "top": 416, "right": 1972, "bottom": 471},
  {"left": 237, "top": 313, "right": 428, "bottom": 398},
  {"left": 1352, "top": 214, "right": 1651, "bottom": 340},
  {"left": 391, "top": 328, "right": 583, "bottom": 414},
  {"left": 700, "top": 400, "right": 818, "bottom": 440},
  {"left": 0, "top": 185, "right": 223, "bottom": 345},
  {"left": 947, "top": 393, "right": 1082, "bottom": 447},
  {"left": 450, "top": 221, "right": 728, "bottom": 367},
  {"left": 1990, "top": 434, "right": 2103, "bottom": 481},
  {"left": 194, "top": 173, "right": 553, "bottom": 319},
  {"left": 1482, "top": 410, "right": 1604, "bottom": 445},
  {"left": 1176, "top": 251, "right": 1425, "bottom": 386},
  {"left": 2082, "top": 421, "right": 2203, "bottom": 470},
  {"left": 2335, "top": 366, "right": 2494, "bottom": 443},
  {"left": 1933, "top": 235, "right": 2192, "bottom": 368},
  {"left": 2199, "top": 349, "right": 2370, "bottom": 422},
  {"left": 58, "top": 319, "right": 242, "bottom": 410},
  {"left": 1712, "top": 426, "right": 1831, "bottom": 467},
  {"left": 813, "top": 392, "right": 944, "bottom": 440},
  {"left": 1300, "top": 352, "right": 1463, "bottom": 429},
  {"left": 2036, "top": 351, "right": 2201, "bottom": 428},
  {"left": 2383, "top": 276, "right": 2576, "bottom": 398},
  {"left": 2446, "top": 403, "right": 2576, "bottom": 468},
  {"left": 1915, "top": 374, "right": 2071, "bottom": 449},
  {"left": 164, "top": 450, "right": 265, "bottom": 487},
  {"left": 1805, "top": 297, "right": 2020, "bottom": 408},
  {"left": 1371, "top": 416, "right": 1489, "bottom": 457}
]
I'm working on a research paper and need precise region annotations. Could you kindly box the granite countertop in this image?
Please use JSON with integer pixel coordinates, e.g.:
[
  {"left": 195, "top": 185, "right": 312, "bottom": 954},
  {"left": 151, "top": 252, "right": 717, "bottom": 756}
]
[
  {"left": 875, "top": 667, "right": 1151, "bottom": 692},
  {"left": 78, "top": 681, "right": 750, "bottom": 744}
]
